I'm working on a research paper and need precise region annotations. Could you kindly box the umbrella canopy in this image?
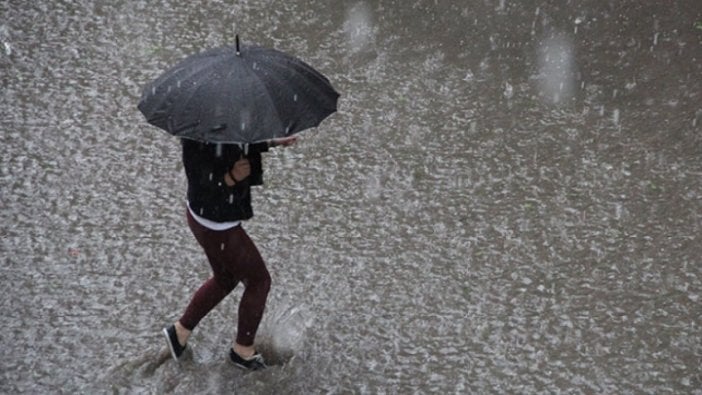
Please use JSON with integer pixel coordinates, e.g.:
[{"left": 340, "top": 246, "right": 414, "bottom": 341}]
[{"left": 137, "top": 36, "right": 339, "bottom": 144}]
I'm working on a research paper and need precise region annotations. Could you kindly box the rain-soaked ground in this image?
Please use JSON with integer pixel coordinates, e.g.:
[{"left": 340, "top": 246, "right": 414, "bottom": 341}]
[{"left": 2, "top": 0, "right": 701, "bottom": 393}]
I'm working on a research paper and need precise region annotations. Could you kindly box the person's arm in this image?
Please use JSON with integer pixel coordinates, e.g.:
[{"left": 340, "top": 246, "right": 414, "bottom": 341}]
[{"left": 268, "top": 135, "right": 298, "bottom": 148}]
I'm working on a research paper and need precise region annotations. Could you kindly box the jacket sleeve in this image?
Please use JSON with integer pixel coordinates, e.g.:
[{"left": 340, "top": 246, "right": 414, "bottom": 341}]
[{"left": 245, "top": 142, "right": 269, "bottom": 186}]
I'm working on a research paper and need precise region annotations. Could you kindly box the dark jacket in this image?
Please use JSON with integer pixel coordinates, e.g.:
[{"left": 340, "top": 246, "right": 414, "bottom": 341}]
[{"left": 182, "top": 139, "right": 268, "bottom": 222}]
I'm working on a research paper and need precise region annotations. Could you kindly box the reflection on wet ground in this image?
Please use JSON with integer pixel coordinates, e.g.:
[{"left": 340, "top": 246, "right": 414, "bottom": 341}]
[{"left": 1, "top": 0, "right": 701, "bottom": 393}]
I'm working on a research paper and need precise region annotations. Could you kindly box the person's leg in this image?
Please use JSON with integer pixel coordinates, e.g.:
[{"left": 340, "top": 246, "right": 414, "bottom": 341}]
[
  {"left": 224, "top": 226, "right": 271, "bottom": 357},
  {"left": 177, "top": 276, "right": 237, "bottom": 340},
  {"left": 173, "top": 211, "right": 240, "bottom": 346}
]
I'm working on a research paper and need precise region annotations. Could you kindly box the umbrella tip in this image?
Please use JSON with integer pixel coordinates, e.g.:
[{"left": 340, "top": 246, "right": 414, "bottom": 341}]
[{"left": 235, "top": 35, "right": 240, "bottom": 56}]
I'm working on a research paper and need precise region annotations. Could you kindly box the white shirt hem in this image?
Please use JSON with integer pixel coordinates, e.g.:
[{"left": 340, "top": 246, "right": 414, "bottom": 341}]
[{"left": 187, "top": 202, "right": 241, "bottom": 231}]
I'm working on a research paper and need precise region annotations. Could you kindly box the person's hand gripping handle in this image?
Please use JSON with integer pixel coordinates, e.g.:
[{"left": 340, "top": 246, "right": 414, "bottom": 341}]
[{"left": 225, "top": 156, "right": 251, "bottom": 186}]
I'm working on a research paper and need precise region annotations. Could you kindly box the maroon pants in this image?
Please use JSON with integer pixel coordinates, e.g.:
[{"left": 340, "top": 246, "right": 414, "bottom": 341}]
[{"left": 179, "top": 210, "right": 271, "bottom": 346}]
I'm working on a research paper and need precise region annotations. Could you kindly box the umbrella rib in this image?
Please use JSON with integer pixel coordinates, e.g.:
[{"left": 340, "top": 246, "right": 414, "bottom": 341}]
[
  {"left": 259, "top": 51, "right": 337, "bottom": 104},
  {"left": 255, "top": 54, "right": 338, "bottom": 131},
  {"left": 168, "top": 57, "right": 227, "bottom": 134},
  {"left": 236, "top": 56, "right": 285, "bottom": 141},
  {"left": 141, "top": 54, "right": 223, "bottom": 127}
]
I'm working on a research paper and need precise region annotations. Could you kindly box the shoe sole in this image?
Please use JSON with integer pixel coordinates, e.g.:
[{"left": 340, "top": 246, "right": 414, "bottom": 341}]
[
  {"left": 231, "top": 361, "right": 248, "bottom": 370},
  {"left": 229, "top": 350, "right": 267, "bottom": 371},
  {"left": 163, "top": 327, "right": 180, "bottom": 362},
  {"left": 230, "top": 360, "right": 267, "bottom": 371}
]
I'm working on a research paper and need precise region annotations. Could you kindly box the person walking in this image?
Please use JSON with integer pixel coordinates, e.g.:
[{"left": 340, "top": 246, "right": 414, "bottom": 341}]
[{"left": 162, "top": 135, "right": 297, "bottom": 371}]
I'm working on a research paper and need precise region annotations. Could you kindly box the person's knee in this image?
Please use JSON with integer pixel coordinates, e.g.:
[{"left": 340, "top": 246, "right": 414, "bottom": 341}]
[
  {"left": 259, "top": 270, "right": 271, "bottom": 295},
  {"left": 214, "top": 274, "right": 237, "bottom": 292}
]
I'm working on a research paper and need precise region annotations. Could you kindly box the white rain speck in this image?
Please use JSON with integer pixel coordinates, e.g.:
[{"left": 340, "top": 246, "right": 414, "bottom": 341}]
[
  {"left": 221, "top": 243, "right": 225, "bottom": 251},
  {"left": 293, "top": 94, "right": 298, "bottom": 102},
  {"left": 612, "top": 109, "right": 620, "bottom": 125},
  {"left": 209, "top": 172, "right": 213, "bottom": 181},
  {"left": 229, "top": 194, "right": 234, "bottom": 204},
  {"left": 463, "top": 70, "right": 474, "bottom": 82},
  {"left": 503, "top": 81, "right": 514, "bottom": 99}
]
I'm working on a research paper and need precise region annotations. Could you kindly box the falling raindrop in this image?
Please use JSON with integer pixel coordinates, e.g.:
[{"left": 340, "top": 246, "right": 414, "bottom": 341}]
[
  {"left": 221, "top": 243, "right": 225, "bottom": 251},
  {"left": 463, "top": 70, "right": 474, "bottom": 82},
  {"left": 177, "top": 80, "right": 181, "bottom": 88},
  {"left": 3, "top": 41, "right": 11, "bottom": 56},
  {"left": 344, "top": 2, "right": 374, "bottom": 54},
  {"left": 503, "top": 82, "right": 514, "bottom": 99},
  {"left": 152, "top": 86, "right": 156, "bottom": 95},
  {"left": 536, "top": 33, "right": 575, "bottom": 105},
  {"left": 293, "top": 94, "right": 298, "bottom": 102},
  {"left": 241, "top": 121, "right": 246, "bottom": 131},
  {"left": 209, "top": 172, "right": 213, "bottom": 181},
  {"left": 612, "top": 109, "right": 620, "bottom": 125},
  {"left": 229, "top": 194, "right": 234, "bottom": 204},
  {"left": 574, "top": 16, "right": 584, "bottom": 34},
  {"left": 215, "top": 143, "right": 223, "bottom": 157}
]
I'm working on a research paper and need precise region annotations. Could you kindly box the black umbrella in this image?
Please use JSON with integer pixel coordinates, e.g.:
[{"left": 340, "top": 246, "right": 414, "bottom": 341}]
[{"left": 137, "top": 36, "right": 339, "bottom": 144}]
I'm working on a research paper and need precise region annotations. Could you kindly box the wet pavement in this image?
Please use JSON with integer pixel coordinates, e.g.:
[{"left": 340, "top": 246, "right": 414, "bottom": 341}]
[{"left": 1, "top": 0, "right": 701, "bottom": 393}]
